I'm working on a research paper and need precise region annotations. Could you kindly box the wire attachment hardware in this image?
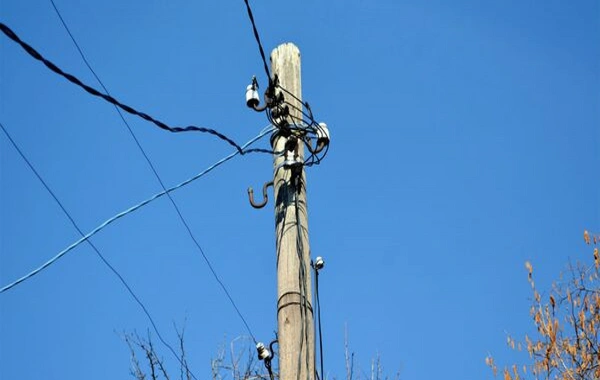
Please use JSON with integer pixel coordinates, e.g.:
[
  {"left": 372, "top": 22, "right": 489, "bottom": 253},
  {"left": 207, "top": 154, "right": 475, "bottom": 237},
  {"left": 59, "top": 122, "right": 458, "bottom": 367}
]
[
  {"left": 247, "top": 181, "right": 274, "bottom": 209},
  {"left": 306, "top": 122, "right": 330, "bottom": 155},
  {"left": 245, "top": 76, "right": 277, "bottom": 113},
  {"left": 245, "top": 76, "right": 260, "bottom": 109},
  {"left": 256, "top": 342, "right": 272, "bottom": 361},
  {"left": 258, "top": 338, "right": 278, "bottom": 380},
  {"left": 313, "top": 256, "right": 325, "bottom": 270},
  {"left": 314, "top": 122, "right": 330, "bottom": 153}
]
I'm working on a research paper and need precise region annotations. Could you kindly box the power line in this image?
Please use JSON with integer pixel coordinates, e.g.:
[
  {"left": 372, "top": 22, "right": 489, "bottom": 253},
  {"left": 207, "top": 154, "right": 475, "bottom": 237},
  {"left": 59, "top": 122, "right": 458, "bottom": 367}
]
[
  {"left": 0, "top": 125, "right": 274, "bottom": 295},
  {"left": 0, "top": 22, "right": 272, "bottom": 155},
  {"left": 48, "top": 0, "right": 105, "bottom": 94},
  {"left": 48, "top": 0, "right": 259, "bottom": 342},
  {"left": 0, "top": 121, "right": 200, "bottom": 380},
  {"left": 315, "top": 264, "right": 324, "bottom": 380},
  {"left": 242, "top": 0, "right": 271, "bottom": 83}
]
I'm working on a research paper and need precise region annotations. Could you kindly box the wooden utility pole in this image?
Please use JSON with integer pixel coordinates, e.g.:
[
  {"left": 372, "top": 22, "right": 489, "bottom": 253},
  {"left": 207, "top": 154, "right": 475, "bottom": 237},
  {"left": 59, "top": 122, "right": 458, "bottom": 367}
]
[{"left": 271, "top": 43, "right": 315, "bottom": 380}]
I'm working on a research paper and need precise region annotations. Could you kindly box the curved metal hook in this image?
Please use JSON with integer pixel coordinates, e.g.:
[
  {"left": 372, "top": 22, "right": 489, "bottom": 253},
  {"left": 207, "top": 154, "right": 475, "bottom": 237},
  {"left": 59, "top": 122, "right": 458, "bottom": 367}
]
[
  {"left": 247, "top": 181, "right": 274, "bottom": 209},
  {"left": 250, "top": 82, "right": 277, "bottom": 113},
  {"left": 252, "top": 103, "right": 269, "bottom": 112}
]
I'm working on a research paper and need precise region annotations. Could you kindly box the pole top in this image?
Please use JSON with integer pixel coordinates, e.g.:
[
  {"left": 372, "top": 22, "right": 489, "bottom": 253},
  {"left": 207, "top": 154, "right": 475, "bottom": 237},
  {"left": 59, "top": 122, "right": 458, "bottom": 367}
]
[{"left": 271, "top": 43, "right": 300, "bottom": 58}]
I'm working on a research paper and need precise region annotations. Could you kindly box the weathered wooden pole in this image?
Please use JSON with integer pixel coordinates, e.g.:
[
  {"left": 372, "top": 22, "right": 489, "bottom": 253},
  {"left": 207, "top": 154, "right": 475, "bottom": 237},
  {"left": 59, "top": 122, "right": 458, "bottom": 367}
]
[{"left": 271, "top": 43, "right": 315, "bottom": 380}]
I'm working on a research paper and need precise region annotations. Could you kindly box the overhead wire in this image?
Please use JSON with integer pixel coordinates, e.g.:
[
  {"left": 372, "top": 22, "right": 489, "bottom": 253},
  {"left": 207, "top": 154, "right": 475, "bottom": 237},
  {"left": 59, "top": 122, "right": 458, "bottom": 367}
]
[
  {"left": 0, "top": 22, "right": 271, "bottom": 155},
  {"left": 48, "top": 0, "right": 260, "bottom": 343},
  {"left": 0, "top": 121, "right": 200, "bottom": 380},
  {"left": 314, "top": 260, "right": 324, "bottom": 380},
  {"left": 242, "top": 0, "right": 271, "bottom": 84},
  {"left": 0, "top": 125, "right": 274, "bottom": 295}
]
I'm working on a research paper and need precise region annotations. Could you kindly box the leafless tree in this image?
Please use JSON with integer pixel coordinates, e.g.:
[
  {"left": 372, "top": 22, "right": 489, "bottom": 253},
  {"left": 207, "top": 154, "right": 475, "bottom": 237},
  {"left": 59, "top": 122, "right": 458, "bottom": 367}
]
[{"left": 123, "top": 330, "right": 274, "bottom": 380}]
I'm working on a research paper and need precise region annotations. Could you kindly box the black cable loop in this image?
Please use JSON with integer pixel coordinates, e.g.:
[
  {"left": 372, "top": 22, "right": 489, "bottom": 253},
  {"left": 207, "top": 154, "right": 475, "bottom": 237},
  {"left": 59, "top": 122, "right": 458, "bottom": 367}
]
[
  {"left": 276, "top": 84, "right": 306, "bottom": 109},
  {"left": 313, "top": 143, "right": 329, "bottom": 164},
  {"left": 276, "top": 301, "right": 313, "bottom": 315},
  {"left": 267, "top": 107, "right": 289, "bottom": 132},
  {"left": 286, "top": 116, "right": 315, "bottom": 135},
  {"left": 279, "top": 100, "right": 327, "bottom": 159},
  {"left": 276, "top": 90, "right": 328, "bottom": 161},
  {"left": 277, "top": 290, "right": 308, "bottom": 304},
  {"left": 281, "top": 99, "right": 317, "bottom": 128}
]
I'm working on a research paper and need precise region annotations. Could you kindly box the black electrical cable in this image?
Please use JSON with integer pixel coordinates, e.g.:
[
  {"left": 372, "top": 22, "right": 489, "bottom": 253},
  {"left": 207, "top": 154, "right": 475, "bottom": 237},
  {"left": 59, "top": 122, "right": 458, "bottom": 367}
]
[
  {"left": 242, "top": 0, "right": 271, "bottom": 84},
  {"left": 313, "top": 142, "right": 329, "bottom": 165},
  {"left": 276, "top": 84, "right": 303, "bottom": 105},
  {"left": 277, "top": 86, "right": 321, "bottom": 131},
  {"left": 315, "top": 267, "right": 324, "bottom": 380},
  {"left": 275, "top": 176, "right": 290, "bottom": 269},
  {"left": 265, "top": 338, "right": 279, "bottom": 380},
  {"left": 275, "top": 97, "right": 329, "bottom": 168},
  {"left": 264, "top": 349, "right": 275, "bottom": 380},
  {"left": 47, "top": 0, "right": 259, "bottom": 344},
  {"left": 0, "top": 22, "right": 264, "bottom": 155},
  {"left": 294, "top": 182, "right": 311, "bottom": 380},
  {"left": 271, "top": 86, "right": 317, "bottom": 128},
  {"left": 48, "top": 0, "right": 103, "bottom": 95},
  {"left": 0, "top": 121, "right": 199, "bottom": 380},
  {"left": 283, "top": 103, "right": 316, "bottom": 129}
]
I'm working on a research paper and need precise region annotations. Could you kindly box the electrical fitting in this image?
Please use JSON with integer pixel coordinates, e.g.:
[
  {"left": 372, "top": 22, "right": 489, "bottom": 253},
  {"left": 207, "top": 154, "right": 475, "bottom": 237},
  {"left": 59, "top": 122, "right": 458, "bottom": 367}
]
[
  {"left": 256, "top": 342, "right": 271, "bottom": 361},
  {"left": 316, "top": 123, "right": 330, "bottom": 143},
  {"left": 246, "top": 77, "right": 260, "bottom": 109},
  {"left": 311, "top": 122, "right": 330, "bottom": 154},
  {"left": 245, "top": 76, "right": 277, "bottom": 113},
  {"left": 314, "top": 256, "right": 324, "bottom": 270}
]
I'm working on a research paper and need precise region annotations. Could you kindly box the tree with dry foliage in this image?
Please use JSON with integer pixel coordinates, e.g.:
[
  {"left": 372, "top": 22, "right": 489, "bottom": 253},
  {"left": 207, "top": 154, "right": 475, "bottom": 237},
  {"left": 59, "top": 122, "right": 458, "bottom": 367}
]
[{"left": 486, "top": 230, "right": 600, "bottom": 380}]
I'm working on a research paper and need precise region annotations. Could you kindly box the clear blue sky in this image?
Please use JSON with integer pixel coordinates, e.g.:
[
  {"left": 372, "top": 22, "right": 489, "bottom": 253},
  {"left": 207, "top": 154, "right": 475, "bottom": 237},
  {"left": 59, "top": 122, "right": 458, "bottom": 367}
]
[{"left": 1, "top": 1, "right": 599, "bottom": 379}]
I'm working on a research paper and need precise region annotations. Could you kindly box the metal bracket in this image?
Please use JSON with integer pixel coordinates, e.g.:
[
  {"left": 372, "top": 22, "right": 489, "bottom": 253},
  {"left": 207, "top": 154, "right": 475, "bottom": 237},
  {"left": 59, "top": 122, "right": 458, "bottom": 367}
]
[{"left": 247, "top": 181, "right": 274, "bottom": 209}]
